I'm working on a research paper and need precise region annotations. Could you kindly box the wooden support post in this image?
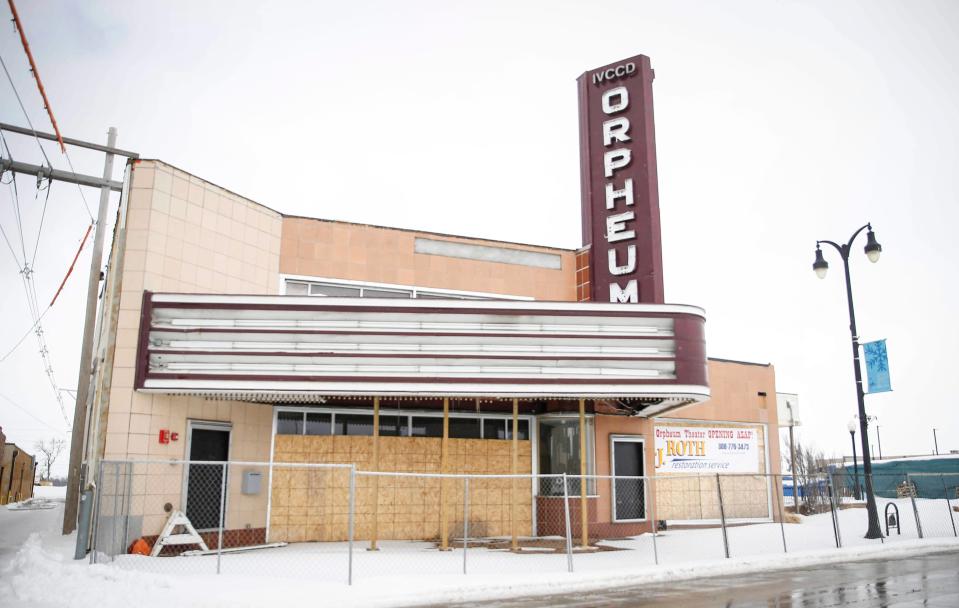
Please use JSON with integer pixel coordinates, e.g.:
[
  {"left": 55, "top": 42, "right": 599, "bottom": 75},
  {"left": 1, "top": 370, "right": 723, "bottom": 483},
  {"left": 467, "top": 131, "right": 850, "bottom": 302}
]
[
  {"left": 440, "top": 397, "right": 450, "bottom": 550},
  {"left": 511, "top": 397, "right": 519, "bottom": 552},
  {"left": 370, "top": 396, "right": 380, "bottom": 551},
  {"left": 579, "top": 398, "right": 589, "bottom": 548}
]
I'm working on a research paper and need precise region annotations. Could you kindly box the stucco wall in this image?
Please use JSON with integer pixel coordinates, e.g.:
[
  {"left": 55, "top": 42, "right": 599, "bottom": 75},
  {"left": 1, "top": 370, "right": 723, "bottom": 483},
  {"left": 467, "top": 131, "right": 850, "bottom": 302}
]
[{"left": 280, "top": 217, "right": 576, "bottom": 301}]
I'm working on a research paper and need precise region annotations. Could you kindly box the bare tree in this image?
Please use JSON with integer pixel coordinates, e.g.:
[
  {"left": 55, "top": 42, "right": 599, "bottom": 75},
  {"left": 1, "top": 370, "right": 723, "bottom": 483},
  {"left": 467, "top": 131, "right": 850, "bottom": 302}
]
[
  {"left": 34, "top": 438, "right": 67, "bottom": 481},
  {"left": 782, "top": 437, "right": 830, "bottom": 513}
]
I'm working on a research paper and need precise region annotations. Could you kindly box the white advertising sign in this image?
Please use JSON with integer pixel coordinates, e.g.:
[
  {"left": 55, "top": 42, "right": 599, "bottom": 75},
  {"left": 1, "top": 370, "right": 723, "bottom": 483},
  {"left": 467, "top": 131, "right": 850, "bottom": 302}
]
[{"left": 654, "top": 425, "right": 759, "bottom": 473}]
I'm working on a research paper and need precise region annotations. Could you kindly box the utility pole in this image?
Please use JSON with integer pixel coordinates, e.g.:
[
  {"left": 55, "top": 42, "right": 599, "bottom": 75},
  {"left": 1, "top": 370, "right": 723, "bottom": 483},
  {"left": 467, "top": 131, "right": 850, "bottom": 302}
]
[
  {"left": 62, "top": 127, "right": 115, "bottom": 534},
  {"left": 0, "top": 122, "right": 137, "bottom": 535}
]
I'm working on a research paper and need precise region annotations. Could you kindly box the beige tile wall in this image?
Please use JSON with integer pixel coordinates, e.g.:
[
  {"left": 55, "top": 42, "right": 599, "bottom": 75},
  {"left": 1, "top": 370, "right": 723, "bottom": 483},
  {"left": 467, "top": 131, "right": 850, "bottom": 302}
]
[
  {"left": 270, "top": 436, "right": 533, "bottom": 542},
  {"left": 103, "top": 160, "right": 282, "bottom": 532}
]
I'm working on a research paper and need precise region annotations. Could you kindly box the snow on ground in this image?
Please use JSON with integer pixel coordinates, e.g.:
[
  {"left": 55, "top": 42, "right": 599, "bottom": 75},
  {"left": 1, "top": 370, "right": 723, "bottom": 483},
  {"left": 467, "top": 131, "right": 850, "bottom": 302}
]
[
  {"left": 32, "top": 485, "right": 68, "bottom": 500},
  {"left": 1, "top": 493, "right": 957, "bottom": 608}
]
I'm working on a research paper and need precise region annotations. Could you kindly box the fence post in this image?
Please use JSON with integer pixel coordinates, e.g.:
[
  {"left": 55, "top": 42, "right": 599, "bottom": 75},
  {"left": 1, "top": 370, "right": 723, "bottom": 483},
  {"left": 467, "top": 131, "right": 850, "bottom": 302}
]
[
  {"left": 110, "top": 463, "right": 119, "bottom": 561},
  {"left": 774, "top": 474, "right": 787, "bottom": 553},
  {"left": 121, "top": 463, "right": 132, "bottom": 562},
  {"left": 89, "top": 461, "right": 104, "bottom": 564},
  {"left": 826, "top": 473, "right": 841, "bottom": 548},
  {"left": 348, "top": 465, "right": 355, "bottom": 585},
  {"left": 648, "top": 475, "right": 658, "bottom": 565},
  {"left": 463, "top": 477, "right": 469, "bottom": 574},
  {"left": 907, "top": 473, "right": 923, "bottom": 539},
  {"left": 715, "top": 474, "right": 730, "bottom": 559},
  {"left": 942, "top": 474, "right": 957, "bottom": 538},
  {"left": 562, "top": 474, "right": 574, "bottom": 573},
  {"left": 216, "top": 462, "right": 227, "bottom": 575}
]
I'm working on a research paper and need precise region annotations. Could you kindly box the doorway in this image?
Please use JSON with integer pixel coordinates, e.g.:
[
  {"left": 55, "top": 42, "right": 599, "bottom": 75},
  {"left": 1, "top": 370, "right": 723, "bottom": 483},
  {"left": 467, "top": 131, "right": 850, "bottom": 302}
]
[
  {"left": 611, "top": 435, "right": 646, "bottom": 522},
  {"left": 185, "top": 421, "right": 231, "bottom": 531}
]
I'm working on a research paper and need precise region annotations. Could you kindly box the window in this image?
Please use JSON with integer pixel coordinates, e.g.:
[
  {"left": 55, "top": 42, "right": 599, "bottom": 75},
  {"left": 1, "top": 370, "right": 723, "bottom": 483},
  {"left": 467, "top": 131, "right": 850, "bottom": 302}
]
[
  {"left": 305, "top": 412, "right": 332, "bottom": 436},
  {"left": 363, "top": 288, "right": 412, "bottom": 299},
  {"left": 379, "top": 415, "right": 406, "bottom": 437},
  {"left": 277, "top": 411, "right": 304, "bottom": 435},
  {"left": 409, "top": 416, "right": 444, "bottom": 437},
  {"left": 483, "top": 419, "right": 507, "bottom": 440},
  {"left": 448, "top": 418, "right": 481, "bottom": 439},
  {"left": 334, "top": 414, "right": 374, "bottom": 436},
  {"left": 538, "top": 417, "right": 595, "bottom": 495},
  {"left": 310, "top": 283, "right": 360, "bottom": 297},
  {"left": 509, "top": 419, "right": 530, "bottom": 440},
  {"left": 282, "top": 277, "right": 527, "bottom": 301},
  {"left": 275, "top": 409, "right": 532, "bottom": 441},
  {"left": 483, "top": 419, "right": 529, "bottom": 440},
  {"left": 286, "top": 281, "right": 309, "bottom": 295}
]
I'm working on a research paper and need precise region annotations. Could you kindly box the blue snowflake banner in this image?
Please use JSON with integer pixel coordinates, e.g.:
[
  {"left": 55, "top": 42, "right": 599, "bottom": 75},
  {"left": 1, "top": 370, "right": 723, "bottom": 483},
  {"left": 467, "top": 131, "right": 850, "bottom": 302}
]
[{"left": 863, "top": 339, "right": 891, "bottom": 393}]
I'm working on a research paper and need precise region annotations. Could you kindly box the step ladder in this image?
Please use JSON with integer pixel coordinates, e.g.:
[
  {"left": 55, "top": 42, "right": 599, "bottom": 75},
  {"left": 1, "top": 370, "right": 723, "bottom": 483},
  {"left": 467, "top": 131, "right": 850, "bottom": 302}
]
[{"left": 150, "top": 511, "right": 209, "bottom": 557}]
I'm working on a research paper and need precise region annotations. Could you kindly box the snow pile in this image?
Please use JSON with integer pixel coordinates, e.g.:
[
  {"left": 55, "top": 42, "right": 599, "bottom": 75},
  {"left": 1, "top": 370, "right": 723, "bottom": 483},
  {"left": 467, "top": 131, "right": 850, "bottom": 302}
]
[
  {"left": 0, "top": 534, "right": 182, "bottom": 608},
  {"left": 0, "top": 491, "right": 956, "bottom": 607},
  {"left": 2, "top": 533, "right": 957, "bottom": 608}
]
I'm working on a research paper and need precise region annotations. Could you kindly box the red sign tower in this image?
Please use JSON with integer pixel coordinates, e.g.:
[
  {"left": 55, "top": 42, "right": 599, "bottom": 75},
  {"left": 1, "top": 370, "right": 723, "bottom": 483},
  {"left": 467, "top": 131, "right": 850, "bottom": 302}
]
[{"left": 578, "top": 55, "right": 665, "bottom": 304}]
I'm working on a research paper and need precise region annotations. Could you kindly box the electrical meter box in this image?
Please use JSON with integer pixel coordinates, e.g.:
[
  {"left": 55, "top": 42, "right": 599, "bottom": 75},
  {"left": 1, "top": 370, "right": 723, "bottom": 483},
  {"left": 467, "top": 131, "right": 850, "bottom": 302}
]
[{"left": 241, "top": 470, "right": 262, "bottom": 495}]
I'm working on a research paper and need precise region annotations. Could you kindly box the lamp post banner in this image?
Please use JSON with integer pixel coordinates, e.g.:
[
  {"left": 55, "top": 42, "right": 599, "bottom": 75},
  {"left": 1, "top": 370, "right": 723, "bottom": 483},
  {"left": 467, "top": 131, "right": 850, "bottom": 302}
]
[
  {"left": 863, "top": 339, "right": 892, "bottom": 393},
  {"left": 577, "top": 54, "right": 665, "bottom": 304}
]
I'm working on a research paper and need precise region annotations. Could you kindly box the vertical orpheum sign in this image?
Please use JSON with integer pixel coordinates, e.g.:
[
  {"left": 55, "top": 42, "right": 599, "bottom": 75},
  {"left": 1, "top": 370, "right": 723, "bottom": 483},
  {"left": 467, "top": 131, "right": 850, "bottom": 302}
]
[{"left": 578, "top": 55, "right": 665, "bottom": 303}]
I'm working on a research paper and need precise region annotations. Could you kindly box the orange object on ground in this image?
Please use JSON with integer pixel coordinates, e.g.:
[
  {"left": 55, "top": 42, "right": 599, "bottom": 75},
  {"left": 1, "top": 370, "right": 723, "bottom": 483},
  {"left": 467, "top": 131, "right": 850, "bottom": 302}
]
[{"left": 128, "top": 538, "right": 151, "bottom": 555}]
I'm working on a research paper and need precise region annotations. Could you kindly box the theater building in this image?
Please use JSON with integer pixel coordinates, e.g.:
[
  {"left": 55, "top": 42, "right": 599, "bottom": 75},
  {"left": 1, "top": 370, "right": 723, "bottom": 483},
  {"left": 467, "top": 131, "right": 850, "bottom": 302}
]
[{"left": 75, "top": 54, "right": 782, "bottom": 549}]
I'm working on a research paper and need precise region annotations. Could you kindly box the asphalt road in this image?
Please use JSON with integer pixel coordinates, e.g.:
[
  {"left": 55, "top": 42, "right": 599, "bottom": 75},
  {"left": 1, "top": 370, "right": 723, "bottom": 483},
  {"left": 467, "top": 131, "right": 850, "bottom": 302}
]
[{"left": 438, "top": 550, "right": 959, "bottom": 607}]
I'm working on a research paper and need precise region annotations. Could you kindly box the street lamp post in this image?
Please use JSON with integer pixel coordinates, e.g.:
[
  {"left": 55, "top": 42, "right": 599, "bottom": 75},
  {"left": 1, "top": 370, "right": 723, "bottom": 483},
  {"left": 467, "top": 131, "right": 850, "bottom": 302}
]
[
  {"left": 933, "top": 428, "right": 939, "bottom": 455},
  {"left": 812, "top": 222, "right": 884, "bottom": 539},
  {"left": 847, "top": 418, "right": 862, "bottom": 500},
  {"left": 875, "top": 424, "right": 882, "bottom": 460}
]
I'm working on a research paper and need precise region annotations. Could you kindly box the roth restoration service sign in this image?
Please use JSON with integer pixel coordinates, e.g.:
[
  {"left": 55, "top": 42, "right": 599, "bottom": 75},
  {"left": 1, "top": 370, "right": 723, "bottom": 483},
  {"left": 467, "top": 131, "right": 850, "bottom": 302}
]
[{"left": 654, "top": 425, "right": 759, "bottom": 473}]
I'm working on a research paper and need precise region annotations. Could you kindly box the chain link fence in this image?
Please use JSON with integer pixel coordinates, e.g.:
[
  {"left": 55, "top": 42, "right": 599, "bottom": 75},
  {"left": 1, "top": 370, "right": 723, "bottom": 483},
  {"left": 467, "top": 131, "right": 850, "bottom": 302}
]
[{"left": 90, "top": 461, "right": 959, "bottom": 584}]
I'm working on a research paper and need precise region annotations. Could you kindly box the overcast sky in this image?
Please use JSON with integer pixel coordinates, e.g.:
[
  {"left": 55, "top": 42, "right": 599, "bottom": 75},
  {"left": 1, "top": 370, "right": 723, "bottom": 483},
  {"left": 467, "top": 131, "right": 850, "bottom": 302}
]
[{"left": 1, "top": 0, "right": 956, "bottom": 476}]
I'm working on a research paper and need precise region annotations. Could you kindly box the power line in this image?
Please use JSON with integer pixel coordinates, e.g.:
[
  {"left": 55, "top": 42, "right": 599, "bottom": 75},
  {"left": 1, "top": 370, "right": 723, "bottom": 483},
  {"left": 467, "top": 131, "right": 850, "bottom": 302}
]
[
  {"left": 2, "top": 171, "right": 71, "bottom": 427},
  {"left": 0, "top": 391, "right": 68, "bottom": 433},
  {"left": 0, "top": 50, "right": 93, "bottom": 222},
  {"left": 0, "top": 50, "right": 51, "bottom": 167},
  {"left": 0, "top": 304, "right": 50, "bottom": 363}
]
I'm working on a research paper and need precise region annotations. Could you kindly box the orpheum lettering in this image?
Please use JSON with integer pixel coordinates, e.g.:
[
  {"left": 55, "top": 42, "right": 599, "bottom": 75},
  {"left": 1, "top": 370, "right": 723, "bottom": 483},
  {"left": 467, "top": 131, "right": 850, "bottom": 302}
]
[
  {"left": 600, "top": 86, "right": 638, "bottom": 302},
  {"left": 578, "top": 54, "right": 665, "bottom": 304}
]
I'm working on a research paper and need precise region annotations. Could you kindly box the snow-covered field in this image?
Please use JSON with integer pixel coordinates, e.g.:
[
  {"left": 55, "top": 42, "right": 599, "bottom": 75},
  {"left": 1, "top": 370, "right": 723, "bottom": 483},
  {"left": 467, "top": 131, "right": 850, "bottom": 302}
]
[{"left": 1, "top": 489, "right": 957, "bottom": 608}]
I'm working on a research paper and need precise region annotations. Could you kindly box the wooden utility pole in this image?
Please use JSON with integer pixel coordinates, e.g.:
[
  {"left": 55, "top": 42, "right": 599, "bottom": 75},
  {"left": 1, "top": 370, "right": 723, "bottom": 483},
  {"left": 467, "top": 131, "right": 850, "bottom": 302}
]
[{"left": 0, "top": 123, "right": 138, "bottom": 535}]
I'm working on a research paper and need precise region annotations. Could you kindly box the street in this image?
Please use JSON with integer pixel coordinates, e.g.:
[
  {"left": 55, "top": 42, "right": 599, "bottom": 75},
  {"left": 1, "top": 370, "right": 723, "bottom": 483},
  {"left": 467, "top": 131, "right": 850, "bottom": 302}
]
[{"left": 436, "top": 550, "right": 959, "bottom": 607}]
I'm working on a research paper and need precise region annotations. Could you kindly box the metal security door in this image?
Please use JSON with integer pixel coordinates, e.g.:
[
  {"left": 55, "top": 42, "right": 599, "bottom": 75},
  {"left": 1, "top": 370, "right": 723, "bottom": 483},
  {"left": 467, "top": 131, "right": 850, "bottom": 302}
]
[
  {"left": 185, "top": 423, "right": 230, "bottom": 530},
  {"left": 612, "top": 436, "right": 646, "bottom": 521}
]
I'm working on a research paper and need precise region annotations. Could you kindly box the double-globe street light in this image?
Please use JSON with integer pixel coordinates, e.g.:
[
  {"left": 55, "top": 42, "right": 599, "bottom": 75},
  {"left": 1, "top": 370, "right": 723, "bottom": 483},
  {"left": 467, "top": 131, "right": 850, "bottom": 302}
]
[{"left": 812, "top": 223, "right": 884, "bottom": 539}]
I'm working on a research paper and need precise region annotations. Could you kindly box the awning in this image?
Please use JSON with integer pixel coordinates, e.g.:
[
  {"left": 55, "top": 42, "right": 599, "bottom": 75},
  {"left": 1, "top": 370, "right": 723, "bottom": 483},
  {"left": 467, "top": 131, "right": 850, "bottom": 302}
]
[{"left": 135, "top": 292, "right": 709, "bottom": 416}]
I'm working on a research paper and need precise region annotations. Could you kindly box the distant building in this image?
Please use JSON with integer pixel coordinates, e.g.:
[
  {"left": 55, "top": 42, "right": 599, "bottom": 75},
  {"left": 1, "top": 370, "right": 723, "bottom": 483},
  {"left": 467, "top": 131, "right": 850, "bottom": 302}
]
[{"left": 1, "top": 434, "right": 36, "bottom": 504}]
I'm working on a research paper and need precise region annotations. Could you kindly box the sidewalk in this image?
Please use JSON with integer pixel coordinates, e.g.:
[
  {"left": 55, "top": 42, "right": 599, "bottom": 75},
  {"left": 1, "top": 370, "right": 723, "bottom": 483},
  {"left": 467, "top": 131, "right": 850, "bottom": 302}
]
[{"left": 2, "top": 494, "right": 958, "bottom": 608}]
